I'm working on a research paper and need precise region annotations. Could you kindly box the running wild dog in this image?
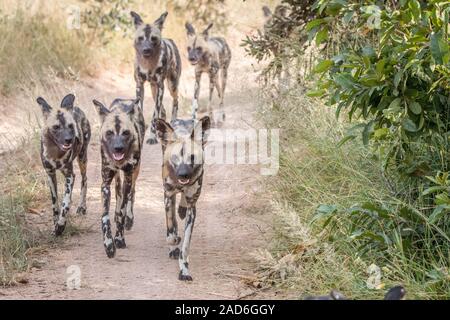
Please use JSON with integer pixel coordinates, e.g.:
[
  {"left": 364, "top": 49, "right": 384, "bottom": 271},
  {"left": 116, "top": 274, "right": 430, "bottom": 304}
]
[
  {"left": 37, "top": 94, "right": 91, "bottom": 236},
  {"left": 130, "top": 11, "right": 181, "bottom": 145},
  {"left": 185, "top": 23, "right": 231, "bottom": 123},
  {"left": 155, "top": 116, "right": 211, "bottom": 281},
  {"left": 92, "top": 98, "right": 145, "bottom": 258}
]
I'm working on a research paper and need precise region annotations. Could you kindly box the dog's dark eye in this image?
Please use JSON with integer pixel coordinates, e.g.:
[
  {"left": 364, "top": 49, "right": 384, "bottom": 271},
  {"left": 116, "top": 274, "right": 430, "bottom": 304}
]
[
  {"left": 53, "top": 125, "right": 60, "bottom": 130},
  {"left": 68, "top": 124, "right": 74, "bottom": 129},
  {"left": 122, "top": 130, "right": 130, "bottom": 136},
  {"left": 196, "top": 47, "right": 202, "bottom": 52},
  {"left": 106, "top": 130, "right": 114, "bottom": 137},
  {"left": 151, "top": 36, "right": 158, "bottom": 43},
  {"left": 138, "top": 36, "right": 144, "bottom": 42}
]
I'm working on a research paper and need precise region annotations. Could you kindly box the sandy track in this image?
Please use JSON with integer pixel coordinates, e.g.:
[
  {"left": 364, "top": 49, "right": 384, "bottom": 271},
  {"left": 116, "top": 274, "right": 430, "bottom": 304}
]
[{"left": 1, "top": 44, "right": 279, "bottom": 299}]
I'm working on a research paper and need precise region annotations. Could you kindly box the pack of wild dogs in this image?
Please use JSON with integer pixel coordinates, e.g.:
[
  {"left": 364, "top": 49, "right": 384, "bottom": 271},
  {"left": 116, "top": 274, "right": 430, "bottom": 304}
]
[{"left": 37, "top": 11, "right": 231, "bottom": 281}]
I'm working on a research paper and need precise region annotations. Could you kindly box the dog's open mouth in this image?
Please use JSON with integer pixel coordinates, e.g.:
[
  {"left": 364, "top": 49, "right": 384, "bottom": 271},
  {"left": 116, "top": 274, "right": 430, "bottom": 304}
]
[
  {"left": 60, "top": 143, "right": 72, "bottom": 151},
  {"left": 178, "top": 178, "right": 190, "bottom": 185},
  {"left": 112, "top": 152, "right": 125, "bottom": 161},
  {"left": 190, "top": 60, "right": 199, "bottom": 65}
]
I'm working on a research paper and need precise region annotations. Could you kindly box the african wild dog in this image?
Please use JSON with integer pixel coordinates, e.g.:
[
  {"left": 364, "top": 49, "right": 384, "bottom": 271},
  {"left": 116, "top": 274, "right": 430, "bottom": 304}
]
[
  {"left": 185, "top": 22, "right": 231, "bottom": 123},
  {"left": 155, "top": 116, "right": 211, "bottom": 281},
  {"left": 92, "top": 98, "right": 145, "bottom": 258},
  {"left": 130, "top": 11, "right": 181, "bottom": 145},
  {"left": 37, "top": 94, "right": 91, "bottom": 236}
]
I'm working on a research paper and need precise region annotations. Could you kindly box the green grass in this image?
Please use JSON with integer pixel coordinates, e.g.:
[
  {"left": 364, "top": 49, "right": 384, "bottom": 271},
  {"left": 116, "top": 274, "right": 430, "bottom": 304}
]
[
  {"left": 256, "top": 87, "right": 450, "bottom": 299},
  {"left": 0, "top": 132, "right": 47, "bottom": 285}
]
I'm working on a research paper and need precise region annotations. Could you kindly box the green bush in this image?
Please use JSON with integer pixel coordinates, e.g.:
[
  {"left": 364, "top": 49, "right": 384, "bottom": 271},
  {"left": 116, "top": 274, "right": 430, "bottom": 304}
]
[
  {"left": 246, "top": 0, "right": 450, "bottom": 298},
  {"left": 310, "top": 1, "right": 450, "bottom": 176}
]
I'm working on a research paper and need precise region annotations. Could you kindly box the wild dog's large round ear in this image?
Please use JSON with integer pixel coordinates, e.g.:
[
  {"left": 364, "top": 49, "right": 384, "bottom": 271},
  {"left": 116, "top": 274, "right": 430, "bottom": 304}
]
[
  {"left": 61, "top": 94, "right": 75, "bottom": 111},
  {"left": 262, "top": 6, "right": 272, "bottom": 18},
  {"left": 92, "top": 99, "right": 110, "bottom": 121},
  {"left": 36, "top": 97, "right": 52, "bottom": 116},
  {"left": 185, "top": 22, "right": 195, "bottom": 36},
  {"left": 154, "top": 11, "right": 168, "bottom": 30},
  {"left": 155, "top": 118, "right": 174, "bottom": 146},
  {"left": 192, "top": 116, "right": 211, "bottom": 146},
  {"left": 130, "top": 11, "right": 143, "bottom": 28},
  {"left": 202, "top": 23, "right": 213, "bottom": 39},
  {"left": 122, "top": 99, "right": 139, "bottom": 115}
]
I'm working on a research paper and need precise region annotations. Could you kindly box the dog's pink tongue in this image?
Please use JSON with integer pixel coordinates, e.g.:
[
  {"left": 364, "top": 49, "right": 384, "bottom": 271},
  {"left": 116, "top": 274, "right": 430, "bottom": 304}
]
[{"left": 113, "top": 153, "right": 125, "bottom": 161}]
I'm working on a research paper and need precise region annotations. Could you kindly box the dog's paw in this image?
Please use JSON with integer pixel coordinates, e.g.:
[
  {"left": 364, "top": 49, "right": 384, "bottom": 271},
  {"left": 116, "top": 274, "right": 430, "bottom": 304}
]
[
  {"left": 114, "top": 236, "right": 127, "bottom": 249},
  {"left": 53, "top": 223, "right": 66, "bottom": 237},
  {"left": 178, "top": 206, "right": 187, "bottom": 219},
  {"left": 169, "top": 248, "right": 180, "bottom": 259},
  {"left": 104, "top": 241, "right": 116, "bottom": 258},
  {"left": 124, "top": 216, "right": 134, "bottom": 231},
  {"left": 76, "top": 206, "right": 87, "bottom": 215},
  {"left": 146, "top": 137, "right": 158, "bottom": 145},
  {"left": 178, "top": 271, "right": 193, "bottom": 281}
]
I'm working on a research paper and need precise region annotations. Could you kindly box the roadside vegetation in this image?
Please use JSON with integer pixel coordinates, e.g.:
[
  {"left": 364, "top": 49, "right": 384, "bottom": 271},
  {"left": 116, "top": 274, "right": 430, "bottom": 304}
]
[{"left": 245, "top": 0, "right": 450, "bottom": 299}]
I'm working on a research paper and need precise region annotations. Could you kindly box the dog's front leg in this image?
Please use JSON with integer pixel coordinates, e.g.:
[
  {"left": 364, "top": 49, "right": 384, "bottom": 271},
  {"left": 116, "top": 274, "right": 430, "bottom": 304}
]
[
  {"left": 101, "top": 167, "right": 116, "bottom": 258},
  {"left": 125, "top": 164, "right": 140, "bottom": 231},
  {"left": 147, "top": 80, "right": 166, "bottom": 145},
  {"left": 114, "top": 170, "right": 133, "bottom": 249},
  {"left": 135, "top": 70, "right": 145, "bottom": 110},
  {"left": 165, "top": 191, "right": 181, "bottom": 259},
  {"left": 192, "top": 69, "right": 202, "bottom": 119},
  {"left": 76, "top": 150, "right": 88, "bottom": 215},
  {"left": 45, "top": 169, "right": 59, "bottom": 226},
  {"left": 178, "top": 205, "right": 196, "bottom": 281},
  {"left": 207, "top": 68, "right": 219, "bottom": 123},
  {"left": 54, "top": 166, "right": 75, "bottom": 236}
]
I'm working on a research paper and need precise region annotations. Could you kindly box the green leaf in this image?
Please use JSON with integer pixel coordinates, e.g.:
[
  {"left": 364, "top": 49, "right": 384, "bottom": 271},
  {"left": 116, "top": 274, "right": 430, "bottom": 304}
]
[
  {"left": 376, "top": 59, "right": 385, "bottom": 77},
  {"left": 388, "top": 98, "right": 402, "bottom": 111},
  {"left": 343, "top": 11, "right": 354, "bottom": 24},
  {"left": 337, "top": 134, "right": 356, "bottom": 147},
  {"left": 429, "top": 205, "right": 450, "bottom": 224},
  {"left": 402, "top": 118, "right": 419, "bottom": 132},
  {"left": 313, "top": 59, "right": 334, "bottom": 73},
  {"left": 394, "top": 71, "right": 403, "bottom": 88},
  {"left": 408, "top": 101, "right": 422, "bottom": 115},
  {"left": 431, "top": 31, "right": 449, "bottom": 65},
  {"left": 362, "top": 121, "right": 375, "bottom": 146},
  {"left": 306, "top": 19, "right": 325, "bottom": 31},
  {"left": 408, "top": 0, "right": 421, "bottom": 22},
  {"left": 312, "top": 204, "right": 338, "bottom": 223},
  {"left": 316, "top": 28, "right": 329, "bottom": 45},
  {"left": 373, "top": 128, "right": 389, "bottom": 139},
  {"left": 306, "top": 89, "right": 327, "bottom": 97},
  {"left": 334, "top": 74, "right": 354, "bottom": 89},
  {"left": 422, "top": 186, "right": 448, "bottom": 196}
]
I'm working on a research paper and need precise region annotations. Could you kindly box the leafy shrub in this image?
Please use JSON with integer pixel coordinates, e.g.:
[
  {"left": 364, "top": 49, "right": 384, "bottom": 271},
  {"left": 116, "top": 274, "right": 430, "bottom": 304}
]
[
  {"left": 80, "top": 0, "right": 134, "bottom": 45},
  {"left": 310, "top": 1, "right": 450, "bottom": 177}
]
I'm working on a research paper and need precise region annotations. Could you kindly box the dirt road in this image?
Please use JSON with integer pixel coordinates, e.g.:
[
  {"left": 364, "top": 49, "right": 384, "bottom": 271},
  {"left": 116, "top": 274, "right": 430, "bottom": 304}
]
[{"left": 1, "top": 43, "right": 279, "bottom": 299}]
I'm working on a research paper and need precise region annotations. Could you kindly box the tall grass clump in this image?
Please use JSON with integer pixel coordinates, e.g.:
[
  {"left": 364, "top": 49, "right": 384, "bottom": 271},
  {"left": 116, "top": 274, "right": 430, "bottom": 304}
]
[
  {"left": 257, "top": 88, "right": 449, "bottom": 299},
  {"left": 0, "top": 132, "right": 46, "bottom": 285},
  {"left": 0, "top": 9, "right": 94, "bottom": 95}
]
